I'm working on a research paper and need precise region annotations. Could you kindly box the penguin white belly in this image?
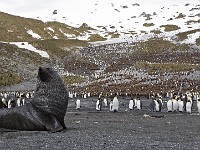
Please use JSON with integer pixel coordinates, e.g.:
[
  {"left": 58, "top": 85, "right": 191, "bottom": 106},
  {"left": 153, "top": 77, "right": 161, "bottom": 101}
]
[
  {"left": 167, "top": 100, "right": 172, "bottom": 112},
  {"left": 129, "top": 100, "right": 134, "bottom": 110},
  {"left": 76, "top": 99, "right": 81, "bottom": 109},
  {"left": 178, "top": 100, "right": 183, "bottom": 112},
  {"left": 8, "top": 100, "right": 11, "bottom": 108},
  {"left": 136, "top": 100, "right": 141, "bottom": 110},
  {"left": 186, "top": 102, "right": 192, "bottom": 113},
  {"left": 112, "top": 97, "right": 119, "bottom": 111},
  {"left": 197, "top": 102, "right": 200, "bottom": 114},
  {"left": 155, "top": 100, "right": 159, "bottom": 112},
  {"left": 134, "top": 99, "right": 137, "bottom": 108},
  {"left": 17, "top": 98, "right": 21, "bottom": 107},
  {"left": 103, "top": 98, "right": 108, "bottom": 107},
  {"left": 110, "top": 101, "right": 113, "bottom": 111},
  {"left": 173, "top": 100, "right": 178, "bottom": 111}
]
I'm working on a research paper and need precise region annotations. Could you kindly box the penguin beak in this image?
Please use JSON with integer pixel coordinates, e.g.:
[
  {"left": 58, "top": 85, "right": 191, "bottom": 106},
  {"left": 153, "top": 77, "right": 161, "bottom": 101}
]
[{"left": 38, "top": 67, "right": 53, "bottom": 82}]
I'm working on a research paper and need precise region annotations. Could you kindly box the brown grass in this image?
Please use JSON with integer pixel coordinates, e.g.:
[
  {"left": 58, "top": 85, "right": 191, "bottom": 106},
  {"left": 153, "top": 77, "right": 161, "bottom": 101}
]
[{"left": 160, "top": 25, "right": 180, "bottom": 32}]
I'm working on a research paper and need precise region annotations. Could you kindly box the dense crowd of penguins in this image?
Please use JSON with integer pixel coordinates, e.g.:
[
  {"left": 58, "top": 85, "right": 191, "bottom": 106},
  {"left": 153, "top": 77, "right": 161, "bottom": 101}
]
[
  {"left": 1, "top": 90, "right": 200, "bottom": 115},
  {"left": 71, "top": 91, "right": 200, "bottom": 114},
  {"left": 0, "top": 91, "right": 34, "bottom": 108}
]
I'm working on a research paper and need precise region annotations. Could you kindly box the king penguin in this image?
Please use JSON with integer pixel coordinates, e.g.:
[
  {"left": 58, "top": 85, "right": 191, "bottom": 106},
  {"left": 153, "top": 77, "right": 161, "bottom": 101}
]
[
  {"left": 167, "top": 99, "right": 173, "bottom": 112},
  {"left": 112, "top": 94, "right": 119, "bottom": 112},
  {"left": 197, "top": 99, "right": 200, "bottom": 114},
  {"left": 129, "top": 99, "right": 134, "bottom": 110},
  {"left": 76, "top": 99, "right": 81, "bottom": 110},
  {"left": 178, "top": 98, "right": 184, "bottom": 112},
  {"left": 186, "top": 99, "right": 192, "bottom": 113},
  {"left": 136, "top": 98, "right": 142, "bottom": 110},
  {"left": 96, "top": 99, "right": 101, "bottom": 111}
]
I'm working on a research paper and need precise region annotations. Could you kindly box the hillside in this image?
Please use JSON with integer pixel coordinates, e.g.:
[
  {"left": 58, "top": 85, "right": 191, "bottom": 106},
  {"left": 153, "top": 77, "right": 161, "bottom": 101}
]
[{"left": 0, "top": 0, "right": 200, "bottom": 94}]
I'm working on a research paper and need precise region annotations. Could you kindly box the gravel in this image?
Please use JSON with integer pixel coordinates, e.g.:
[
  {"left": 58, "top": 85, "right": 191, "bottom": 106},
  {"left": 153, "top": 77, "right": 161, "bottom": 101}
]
[{"left": 0, "top": 97, "right": 200, "bottom": 150}]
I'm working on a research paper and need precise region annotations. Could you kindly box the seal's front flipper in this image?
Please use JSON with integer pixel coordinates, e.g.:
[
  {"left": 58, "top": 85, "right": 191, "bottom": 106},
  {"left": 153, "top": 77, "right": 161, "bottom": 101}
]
[{"left": 45, "top": 115, "right": 63, "bottom": 133}]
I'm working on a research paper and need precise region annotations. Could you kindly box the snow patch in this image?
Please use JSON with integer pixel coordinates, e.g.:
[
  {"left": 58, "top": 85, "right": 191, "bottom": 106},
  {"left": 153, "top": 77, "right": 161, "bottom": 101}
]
[
  {"left": 0, "top": 0, "right": 199, "bottom": 44},
  {"left": 47, "top": 27, "right": 54, "bottom": 32},
  {"left": 27, "top": 30, "right": 41, "bottom": 39},
  {"left": 9, "top": 42, "right": 49, "bottom": 58}
]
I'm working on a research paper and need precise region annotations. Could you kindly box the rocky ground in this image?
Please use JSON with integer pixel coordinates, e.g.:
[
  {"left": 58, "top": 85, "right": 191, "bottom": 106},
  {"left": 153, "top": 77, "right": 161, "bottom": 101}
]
[{"left": 0, "top": 97, "right": 200, "bottom": 150}]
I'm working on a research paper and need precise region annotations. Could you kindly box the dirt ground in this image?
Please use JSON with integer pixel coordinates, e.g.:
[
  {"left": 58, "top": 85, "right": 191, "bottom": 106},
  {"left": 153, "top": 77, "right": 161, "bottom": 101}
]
[{"left": 1, "top": 97, "right": 200, "bottom": 150}]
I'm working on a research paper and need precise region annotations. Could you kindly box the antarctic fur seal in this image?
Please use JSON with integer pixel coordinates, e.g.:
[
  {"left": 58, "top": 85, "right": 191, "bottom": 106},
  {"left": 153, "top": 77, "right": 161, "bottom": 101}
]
[{"left": 0, "top": 67, "right": 68, "bottom": 132}]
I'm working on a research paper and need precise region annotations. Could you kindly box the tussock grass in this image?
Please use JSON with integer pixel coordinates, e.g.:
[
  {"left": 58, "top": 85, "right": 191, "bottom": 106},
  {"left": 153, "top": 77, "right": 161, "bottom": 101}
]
[
  {"left": 88, "top": 34, "right": 106, "bottom": 42},
  {"left": 135, "top": 61, "right": 200, "bottom": 74},
  {"left": 186, "top": 19, "right": 200, "bottom": 25},
  {"left": 108, "top": 32, "right": 120, "bottom": 38},
  {"left": 30, "top": 39, "right": 88, "bottom": 59},
  {"left": 0, "top": 71, "right": 22, "bottom": 86},
  {"left": 160, "top": 25, "right": 180, "bottom": 32},
  {"left": 63, "top": 75, "right": 85, "bottom": 85},
  {"left": 176, "top": 29, "right": 200, "bottom": 41},
  {"left": 131, "top": 38, "right": 190, "bottom": 55},
  {"left": 196, "top": 37, "right": 200, "bottom": 46},
  {"left": 0, "top": 42, "right": 49, "bottom": 85},
  {"left": 0, "top": 12, "right": 93, "bottom": 42},
  {"left": 143, "top": 23, "right": 154, "bottom": 27},
  {"left": 150, "top": 30, "right": 162, "bottom": 34}
]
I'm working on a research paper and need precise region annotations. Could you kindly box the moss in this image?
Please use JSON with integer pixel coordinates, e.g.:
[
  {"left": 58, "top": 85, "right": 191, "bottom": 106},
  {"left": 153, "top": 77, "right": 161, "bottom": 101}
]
[{"left": 160, "top": 25, "right": 180, "bottom": 32}]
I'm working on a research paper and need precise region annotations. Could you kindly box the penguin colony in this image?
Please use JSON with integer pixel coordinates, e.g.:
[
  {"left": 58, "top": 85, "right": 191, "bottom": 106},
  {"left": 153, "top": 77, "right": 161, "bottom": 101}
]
[
  {"left": 1, "top": 91, "right": 200, "bottom": 114},
  {"left": 71, "top": 91, "right": 200, "bottom": 114},
  {"left": 0, "top": 91, "right": 34, "bottom": 109}
]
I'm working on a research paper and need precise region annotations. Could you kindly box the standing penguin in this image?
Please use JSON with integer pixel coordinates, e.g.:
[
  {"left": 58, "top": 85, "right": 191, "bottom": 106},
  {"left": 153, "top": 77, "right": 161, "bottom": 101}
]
[
  {"left": 16, "top": 98, "right": 21, "bottom": 107},
  {"left": 96, "top": 100, "right": 101, "bottom": 110},
  {"left": 157, "top": 99, "right": 162, "bottom": 112},
  {"left": 186, "top": 100, "right": 192, "bottom": 113},
  {"left": 129, "top": 99, "right": 134, "bottom": 110},
  {"left": 178, "top": 98, "right": 184, "bottom": 112},
  {"left": 172, "top": 96, "right": 178, "bottom": 112},
  {"left": 136, "top": 98, "right": 142, "bottom": 110},
  {"left": 103, "top": 98, "right": 108, "bottom": 107},
  {"left": 134, "top": 99, "right": 138, "bottom": 108},
  {"left": 149, "top": 99, "right": 156, "bottom": 112},
  {"left": 112, "top": 94, "right": 119, "bottom": 112},
  {"left": 197, "top": 99, "right": 200, "bottom": 114},
  {"left": 167, "top": 99, "right": 173, "bottom": 112},
  {"left": 154, "top": 99, "right": 159, "bottom": 112},
  {"left": 76, "top": 99, "right": 81, "bottom": 110},
  {"left": 109, "top": 100, "right": 113, "bottom": 111}
]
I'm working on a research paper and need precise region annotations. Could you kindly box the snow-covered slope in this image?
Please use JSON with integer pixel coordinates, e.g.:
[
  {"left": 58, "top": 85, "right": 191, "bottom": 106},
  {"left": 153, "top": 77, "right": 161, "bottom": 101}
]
[{"left": 0, "top": 0, "right": 199, "bottom": 44}]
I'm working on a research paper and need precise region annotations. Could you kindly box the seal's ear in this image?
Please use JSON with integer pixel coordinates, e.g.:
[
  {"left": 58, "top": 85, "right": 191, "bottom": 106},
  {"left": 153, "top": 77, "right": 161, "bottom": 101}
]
[{"left": 38, "top": 67, "right": 53, "bottom": 82}]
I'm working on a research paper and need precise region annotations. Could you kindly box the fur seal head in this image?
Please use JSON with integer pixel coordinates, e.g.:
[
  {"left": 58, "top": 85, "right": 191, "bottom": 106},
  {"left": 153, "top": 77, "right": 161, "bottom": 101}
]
[{"left": 33, "top": 67, "right": 68, "bottom": 127}]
